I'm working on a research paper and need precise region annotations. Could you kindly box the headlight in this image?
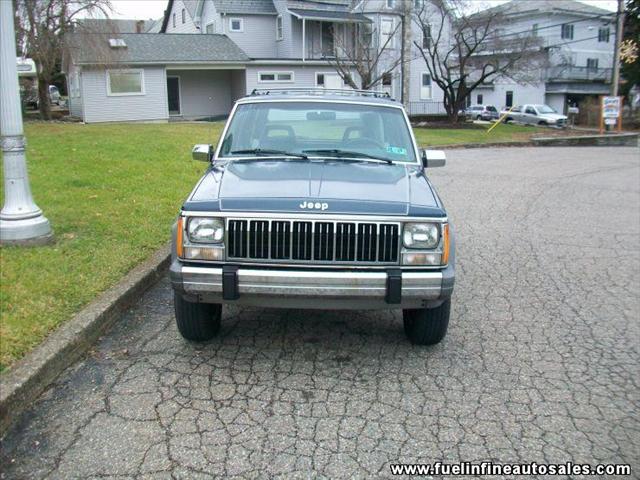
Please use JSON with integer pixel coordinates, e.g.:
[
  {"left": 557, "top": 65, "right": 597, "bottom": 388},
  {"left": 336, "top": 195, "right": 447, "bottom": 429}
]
[
  {"left": 403, "top": 223, "right": 439, "bottom": 249},
  {"left": 188, "top": 217, "right": 224, "bottom": 243}
]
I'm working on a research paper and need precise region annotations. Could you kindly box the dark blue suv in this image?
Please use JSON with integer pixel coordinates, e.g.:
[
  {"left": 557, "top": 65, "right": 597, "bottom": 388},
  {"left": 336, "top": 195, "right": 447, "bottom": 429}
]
[{"left": 170, "top": 89, "right": 455, "bottom": 345}]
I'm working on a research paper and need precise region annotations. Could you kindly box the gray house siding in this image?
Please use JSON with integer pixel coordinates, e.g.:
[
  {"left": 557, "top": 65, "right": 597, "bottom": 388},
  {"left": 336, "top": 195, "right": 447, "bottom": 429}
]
[
  {"left": 167, "top": 69, "right": 236, "bottom": 118},
  {"left": 245, "top": 64, "right": 349, "bottom": 94},
  {"left": 165, "top": 0, "right": 199, "bottom": 33},
  {"left": 66, "top": 64, "right": 84, "bottom": 119},
  {"left": 274, "top": 2, "right": 296, "bottom": 58},
  {"left": 224, "top": 15, "right": 277, "bottom": 58},
  {"left": 81, "top": 66, "right": 169, "bottom": 123}
]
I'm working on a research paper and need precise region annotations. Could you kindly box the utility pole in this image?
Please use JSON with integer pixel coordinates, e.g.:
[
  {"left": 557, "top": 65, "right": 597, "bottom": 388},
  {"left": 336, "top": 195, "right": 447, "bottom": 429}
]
[
  {"left": 611, "top": 0, "right": 625, "bottom": 96},
  {"left": 0, "top": 0, "right": 53, "bottom": 245},
  {"left": 400, "top": 0, "right": 412, "bottom": 108}
]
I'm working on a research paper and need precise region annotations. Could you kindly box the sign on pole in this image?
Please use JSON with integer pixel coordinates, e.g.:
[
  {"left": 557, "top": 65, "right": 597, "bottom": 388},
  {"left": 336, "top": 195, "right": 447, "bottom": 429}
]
[{"left": 600, "top": 96, "right": 623, "bottom": 133}]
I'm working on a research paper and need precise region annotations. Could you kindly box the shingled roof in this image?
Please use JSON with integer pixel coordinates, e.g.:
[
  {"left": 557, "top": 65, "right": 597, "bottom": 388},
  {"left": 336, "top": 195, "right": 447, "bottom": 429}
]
[
  {"left": 67, "top": 33, "right": 249, "bottom": 65},
  {"left": 212, "top": 0, "right": 277, "bottom": 15},
  {"left": 479, "top": 0, "right": 614, "bottom": 18}
]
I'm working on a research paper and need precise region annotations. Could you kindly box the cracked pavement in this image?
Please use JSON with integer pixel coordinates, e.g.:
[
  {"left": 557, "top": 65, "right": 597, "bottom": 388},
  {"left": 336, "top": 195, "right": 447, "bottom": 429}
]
[{"left": 1, "top": 146, "right": 639, "bottom": 479}]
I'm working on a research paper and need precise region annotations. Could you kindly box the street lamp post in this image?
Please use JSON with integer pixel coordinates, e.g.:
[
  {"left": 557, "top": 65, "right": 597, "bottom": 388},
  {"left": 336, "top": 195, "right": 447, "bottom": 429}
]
[{"left": 0, "top": 0, "right": 53, "bottom": 245}]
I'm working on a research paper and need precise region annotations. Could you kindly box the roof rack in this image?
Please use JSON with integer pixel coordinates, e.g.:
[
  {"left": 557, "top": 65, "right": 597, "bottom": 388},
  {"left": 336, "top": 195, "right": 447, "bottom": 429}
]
[{"left": 250, "top": 88, "right": 393, "bottom": 100}]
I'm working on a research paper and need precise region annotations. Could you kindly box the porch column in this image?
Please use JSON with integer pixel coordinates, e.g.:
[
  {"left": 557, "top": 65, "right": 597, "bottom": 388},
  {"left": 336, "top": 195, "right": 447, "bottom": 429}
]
[
  {"left": 0, "top": 0, "right": 53, "bottom": 245},
  {"left": 302, "top": 18, "right": 306, "bottom": 62}
]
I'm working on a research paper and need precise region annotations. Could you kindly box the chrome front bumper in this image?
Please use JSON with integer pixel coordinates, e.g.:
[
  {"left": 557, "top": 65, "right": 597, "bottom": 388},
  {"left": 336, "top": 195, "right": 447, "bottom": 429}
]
[{"left": 170, "top": 260, "right": 454, "bottom": 310}]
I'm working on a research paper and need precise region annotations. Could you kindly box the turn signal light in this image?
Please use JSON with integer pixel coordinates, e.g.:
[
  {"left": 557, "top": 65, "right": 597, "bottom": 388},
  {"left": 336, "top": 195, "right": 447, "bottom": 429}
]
[
  {"left": 442, "top": 223, "right": 450, "bottom": 265},
  {"left": 176, "top": 217, "right": 184, "bottom": 258}
]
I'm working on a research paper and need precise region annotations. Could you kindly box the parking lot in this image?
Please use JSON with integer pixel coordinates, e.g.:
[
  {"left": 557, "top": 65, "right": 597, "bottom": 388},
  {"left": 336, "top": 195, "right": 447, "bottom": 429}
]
[{"left": 1, "top": 146, "right": 638, "bottom": 478}]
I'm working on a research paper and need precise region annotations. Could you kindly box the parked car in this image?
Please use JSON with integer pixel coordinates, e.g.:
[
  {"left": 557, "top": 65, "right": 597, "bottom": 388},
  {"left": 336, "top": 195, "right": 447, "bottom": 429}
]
[
  {"left": 170, "top": 89, "right": 456, "bottom": 345},
  {"left": 463, "top": 105, "right": 499, "bottom": 121},
  {"left": 501, "top": 104, "right": 568, "bottom": 127},
  {"left": 23, "top": 85, "right": 61, "bottom": 109}
]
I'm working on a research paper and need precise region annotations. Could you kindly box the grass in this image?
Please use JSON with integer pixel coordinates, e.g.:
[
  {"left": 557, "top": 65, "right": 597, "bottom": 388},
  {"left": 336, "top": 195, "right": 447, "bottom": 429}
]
[
  {"left": 414, "top": 122, "right": 545, "bottom": 146},
  {"left": 0, "top": 120, "right": 539, "bottom": 371},
  {"left": 0, "top": 122, "right": 222, "bottom": 371}
]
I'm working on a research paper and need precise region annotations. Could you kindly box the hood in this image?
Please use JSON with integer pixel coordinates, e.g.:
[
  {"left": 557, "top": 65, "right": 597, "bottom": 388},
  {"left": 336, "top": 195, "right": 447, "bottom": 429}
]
[{"left": 184, "top": 160, "right": 444, "bottom": 216}]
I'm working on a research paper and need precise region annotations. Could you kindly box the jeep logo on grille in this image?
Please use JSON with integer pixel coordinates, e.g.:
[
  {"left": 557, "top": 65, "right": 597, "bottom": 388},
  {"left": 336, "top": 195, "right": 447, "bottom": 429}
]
[{"left": 299, "top": 201, "right": 328, "bottom": 211}]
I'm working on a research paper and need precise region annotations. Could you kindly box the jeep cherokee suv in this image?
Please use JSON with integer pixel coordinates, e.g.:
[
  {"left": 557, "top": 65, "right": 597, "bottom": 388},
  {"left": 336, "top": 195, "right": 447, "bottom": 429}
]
[{"left": 170, "top": 89, "right": 455, "bottom": 345}]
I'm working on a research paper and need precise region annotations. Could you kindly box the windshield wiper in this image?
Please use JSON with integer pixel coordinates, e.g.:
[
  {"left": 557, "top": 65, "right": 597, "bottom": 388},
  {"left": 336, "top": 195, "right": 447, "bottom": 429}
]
[
  {"left": 229, "top": 148, "right": 308, "bottom": 160},
  {"left": 302, "top": 149, "right": 394, "bottom": 164}
]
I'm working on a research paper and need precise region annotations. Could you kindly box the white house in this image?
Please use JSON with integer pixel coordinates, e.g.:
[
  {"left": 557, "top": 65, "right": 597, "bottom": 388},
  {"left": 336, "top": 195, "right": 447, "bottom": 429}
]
[
  {"left": 64, "top": 0, "right": 615, "bottom": 123},
  {"left": 469, "top": 0, "right": 615, "bottom": 114},
  {"left": 65, "top": 0, "right": 447, "bottom": 123}
]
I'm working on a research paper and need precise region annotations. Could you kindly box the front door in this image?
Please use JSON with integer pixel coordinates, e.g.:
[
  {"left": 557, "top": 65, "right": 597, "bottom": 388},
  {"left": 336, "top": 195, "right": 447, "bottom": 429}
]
[{"left": 167, "top": 76, "right": 180, "bottom": 115}]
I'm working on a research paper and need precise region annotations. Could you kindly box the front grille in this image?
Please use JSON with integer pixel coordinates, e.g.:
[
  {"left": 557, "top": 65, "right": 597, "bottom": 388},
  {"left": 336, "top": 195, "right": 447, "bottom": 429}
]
[{"left": 227, "top": 218, "right": 400, "bottom": 264}]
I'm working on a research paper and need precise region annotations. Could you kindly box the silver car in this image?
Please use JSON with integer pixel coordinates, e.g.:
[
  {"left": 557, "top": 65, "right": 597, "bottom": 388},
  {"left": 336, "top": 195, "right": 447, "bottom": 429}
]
[{"left": 503, "top": 104, "right": 568, "bottom": 127}]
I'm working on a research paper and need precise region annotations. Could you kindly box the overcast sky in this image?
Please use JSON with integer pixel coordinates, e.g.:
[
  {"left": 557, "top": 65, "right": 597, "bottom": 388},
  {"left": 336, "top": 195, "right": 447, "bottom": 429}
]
[{"left": 109, "top": 0, "right": 618, "bottom": 20}]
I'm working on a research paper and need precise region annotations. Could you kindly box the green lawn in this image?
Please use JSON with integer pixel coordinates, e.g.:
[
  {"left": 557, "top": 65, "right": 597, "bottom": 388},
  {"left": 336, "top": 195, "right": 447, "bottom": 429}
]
[
  {"left": 414, "top": 122, "right": 544, "bottom": 146},
  {"left": 0, "top": 121, "right": 538, "bottom": 371},
  {"left": 0, "top": 122, "right": 221, "bottom": 371}
]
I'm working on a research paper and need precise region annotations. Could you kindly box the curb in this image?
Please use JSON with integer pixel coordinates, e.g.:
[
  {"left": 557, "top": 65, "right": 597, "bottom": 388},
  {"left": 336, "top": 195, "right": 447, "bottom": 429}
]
[
  {"left": 434, "top": 141, "right": 533, "bottom": 150},
  {"left": 531, "top": 132, "right": 639, "bottom": 147},
  {"left": 0, "top": 245, "right": 171, "bottom": 436}
]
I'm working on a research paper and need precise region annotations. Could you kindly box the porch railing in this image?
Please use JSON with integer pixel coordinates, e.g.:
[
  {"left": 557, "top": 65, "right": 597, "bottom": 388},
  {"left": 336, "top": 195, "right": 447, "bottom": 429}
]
[{"left": 546, "top": 66, "right": 612, "bottom": 82}]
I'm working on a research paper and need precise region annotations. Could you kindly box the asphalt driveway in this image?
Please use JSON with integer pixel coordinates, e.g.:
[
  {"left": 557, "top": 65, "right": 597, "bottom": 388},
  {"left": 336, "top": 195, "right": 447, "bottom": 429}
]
[{"left": 1, "top": 146, "right": 638, "bottom": 479}]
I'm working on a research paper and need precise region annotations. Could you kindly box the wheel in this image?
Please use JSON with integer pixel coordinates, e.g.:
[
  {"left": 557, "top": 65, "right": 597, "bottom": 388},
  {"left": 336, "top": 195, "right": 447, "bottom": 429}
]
[
  {"left": 476, "top": 115, "right": 482, "bottom": 121},
  {"left": 538, "top": 121, "right": 548, "bottom": 126},
  {"left": 403, "top": 299, "right": 451, "bottom": 345},
  {"left": 504, "top": 117, "right": 513, "bottom": 123},
  {"left": 174, "top": 292, "right": 221, "bottom": 341}
]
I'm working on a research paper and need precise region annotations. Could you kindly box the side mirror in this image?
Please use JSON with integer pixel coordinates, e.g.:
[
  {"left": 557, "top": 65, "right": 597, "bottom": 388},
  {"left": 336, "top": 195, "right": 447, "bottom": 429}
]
[
  {"left": 421, "top": 149, "right": 446, "bottom": 169},
  {"left": 192, "top": 144, "right": 213, "bottom": 162}
]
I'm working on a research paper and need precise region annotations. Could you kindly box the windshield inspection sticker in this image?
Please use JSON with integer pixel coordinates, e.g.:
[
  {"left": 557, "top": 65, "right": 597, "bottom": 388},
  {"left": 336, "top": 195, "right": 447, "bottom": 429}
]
[{"left": 387, "top": 146, "right": 407, "bottom": 156}]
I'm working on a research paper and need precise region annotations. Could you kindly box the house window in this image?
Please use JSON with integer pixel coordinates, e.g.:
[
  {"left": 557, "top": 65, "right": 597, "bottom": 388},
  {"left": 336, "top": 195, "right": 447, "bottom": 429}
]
[
  {"left": 422, "top": 24, "right": 431, "bottom": 49},
  {"left": 532, "top": 23, "right": 538, "bottom": 35},
  {"left": 587, "top": 58, "right": 599, "bottom": 70},
  {"left": 258, "top": 71, "right": 295, "bottom": 83},
  {"left": 420, "top": 73, "right": 432, "bottom": 100},
  {"left": 316, "top": 73, "right": 325, "bottom": 86},
  {"left": 381, "top": 18, "right": 395, "bottom": 48},
  {"left": 506, "top": 90, "right": 513, "bottom": 108},
  {"left": 276, "top": 15, "right": 283, "bottom": 40},
  {"left": 205, "top": 22, "right": 215, "bottom": 34},
  {"left": 386, "top": 0, "right": 395, "bottom": 8},
  {"left": 477, "top": 94, "right": 483, "bottom": 105},
  {"left": 172, "top": 13, "right": 176, "bottom": 28},
  {"left": 561, "top": 23, "right": 574, "bottom": 40},
  {"left": 358, "top": 22, "right": 373, "bottom": 45},
  {"left": 181, "top": 8, "right": 185, "bottom": 24},
  {"left": 382, "top": 73, "right": 393, "bottom": 95},
  {"left": 229, "top": 18, "right": 243, "bottom": 32},
  {"left": 106, "top": 69, "right": 144, "bottom": 96},
  {"left": 598, "top": 27, "right": 609, "bottom": 42}
]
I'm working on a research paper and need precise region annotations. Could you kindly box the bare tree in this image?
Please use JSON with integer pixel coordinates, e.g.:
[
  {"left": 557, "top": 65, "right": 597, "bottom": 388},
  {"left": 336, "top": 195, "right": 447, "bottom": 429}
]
[
  {"left": 326, "top": 2, "right": 406, "bottom": 91},
  {"left": 14, "top": 0, "right": 112, "bottom": 119},
  {"left": 413, "top": 0, "right": 547, "bottom": 122}
]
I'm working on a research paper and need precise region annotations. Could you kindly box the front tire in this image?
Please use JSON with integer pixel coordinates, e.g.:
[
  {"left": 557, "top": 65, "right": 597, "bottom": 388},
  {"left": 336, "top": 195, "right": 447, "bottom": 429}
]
[
  {"left": 403, "top": 299, "right": 451, "bottom": 345},
  {"left": 174, "top": 293, "right": 221, "bottom": 341}
]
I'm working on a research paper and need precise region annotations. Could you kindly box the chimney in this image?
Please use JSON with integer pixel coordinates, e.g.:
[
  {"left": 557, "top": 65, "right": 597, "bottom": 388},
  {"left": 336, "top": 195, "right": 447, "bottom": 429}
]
[{"left": 136, "top": 20, "right": 144, "bottom": 33}]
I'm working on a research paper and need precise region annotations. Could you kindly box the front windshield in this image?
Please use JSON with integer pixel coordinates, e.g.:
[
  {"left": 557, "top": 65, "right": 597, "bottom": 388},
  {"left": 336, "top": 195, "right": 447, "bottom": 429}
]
[
  {"left": 218, "top": 101, "right": 417, "bottom": 163},
  {"left": 535, "top": 105, "right": 556, "bottom": 114}
]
